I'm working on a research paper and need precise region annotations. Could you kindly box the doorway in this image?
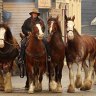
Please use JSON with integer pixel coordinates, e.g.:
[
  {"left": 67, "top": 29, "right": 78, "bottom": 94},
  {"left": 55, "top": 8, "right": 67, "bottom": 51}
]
[{"left": 39, "top": 9, "right": 49, "bottom": 36}]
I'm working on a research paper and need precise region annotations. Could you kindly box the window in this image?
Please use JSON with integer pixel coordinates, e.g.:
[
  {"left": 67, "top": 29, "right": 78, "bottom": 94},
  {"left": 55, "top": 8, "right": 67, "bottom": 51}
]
[
  {"left": 52, "top": 0, "right": 55, "bottom": 2},
  {"left": 0, "top": 13, "right": 1, "bottom": 22}
]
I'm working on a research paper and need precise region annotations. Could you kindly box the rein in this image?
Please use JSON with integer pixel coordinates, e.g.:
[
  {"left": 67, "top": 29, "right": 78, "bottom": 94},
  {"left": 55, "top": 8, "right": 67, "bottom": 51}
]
[{"left": 67, "top": 30, "right": 73, "bottom": 33}]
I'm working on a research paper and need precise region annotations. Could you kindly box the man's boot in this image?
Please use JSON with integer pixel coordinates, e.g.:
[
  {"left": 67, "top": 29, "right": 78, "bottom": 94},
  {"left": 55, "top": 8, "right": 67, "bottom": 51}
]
[
  {"left": 4, "top": 72, "right": 12, "bottom": 92},
  {"left": 0, "top": 74, "right": 4, "bottom": 91}
]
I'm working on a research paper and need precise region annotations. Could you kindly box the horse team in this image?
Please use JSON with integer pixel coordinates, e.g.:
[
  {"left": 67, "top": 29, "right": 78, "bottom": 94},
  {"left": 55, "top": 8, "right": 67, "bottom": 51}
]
[{"left": 0, "top": 15, "right": 96, "bottom": 94}]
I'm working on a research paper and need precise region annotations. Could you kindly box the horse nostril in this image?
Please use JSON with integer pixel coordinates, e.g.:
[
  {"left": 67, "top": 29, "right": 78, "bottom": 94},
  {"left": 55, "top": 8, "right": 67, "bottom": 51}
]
[
  {"left": 38, "top": 33, "right": 44, "bottom": 40},
  {"left": 42, "top": 34, "right": 44, "bottom": 37},
  {"left": 40, "top": 33, "right": 44, "bottom": 37}
]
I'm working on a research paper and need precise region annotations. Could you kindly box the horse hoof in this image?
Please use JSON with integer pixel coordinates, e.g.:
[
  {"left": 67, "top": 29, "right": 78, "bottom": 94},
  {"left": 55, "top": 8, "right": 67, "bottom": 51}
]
[
  {"left": 0, "top": 86, "right": 4, "bottom": 91},
  {"left": 28, "top": 90, "right": 34, "bottom": 94},
  {"left": 5, "top": 89, "right": 12, "bottom": 93},
  {"left": 67, "top": 84, "right": 75, "bottom": 93},
  {"left": 34, "top": 82, "right": 42, "bottom": 92},
  {"left": 49, "top": 81, "right": 57, "bottom": 91},
  {"left": 80, "top": 86, "right": 86, "bottom": 91},
  {"left": 82, "top": 80, "right": 92, "bottom": 90},
  {"left": 56, "top": 87, "right": 62, "bottom": 93},
  {"left": 35, "top": 87, "right": 42, "bottom": 92},
  {"left": 28, "top": 84, "right": 35, "bottom": 94},
  {"left": 55, "top": 83, "right": 62, "bottom": 93},
  {"left": 75, "top": 76, "right": 82, "bottom": 88},
  {"left": 28, "top": 87, "right": 34, "bottom": 94},
  {"left": 49, "top": 88, "right": 57, "bottom": 93}
]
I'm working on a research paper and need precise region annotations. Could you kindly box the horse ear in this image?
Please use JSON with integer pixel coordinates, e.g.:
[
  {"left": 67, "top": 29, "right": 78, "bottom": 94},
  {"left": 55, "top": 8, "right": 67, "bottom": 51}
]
[
  {"left": 72, "top": 15, "right": 75, "bottom": 21},
  {"left": 65, "top": 15, "right": 68, "bottom": 21},
  {"left": 20, "top": 33, "right": 25, "bottom": 39}
]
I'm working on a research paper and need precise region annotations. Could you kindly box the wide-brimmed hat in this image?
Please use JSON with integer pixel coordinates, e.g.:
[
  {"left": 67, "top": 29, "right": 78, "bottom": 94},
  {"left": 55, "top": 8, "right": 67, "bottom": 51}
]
[{"left": 29, "top": 8, "right": 40, "bottom": 16}]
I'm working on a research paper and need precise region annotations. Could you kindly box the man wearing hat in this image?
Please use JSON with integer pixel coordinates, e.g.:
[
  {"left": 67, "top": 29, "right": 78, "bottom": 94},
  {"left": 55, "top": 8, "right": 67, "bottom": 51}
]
[
  {"left": 22, "top": 8, "right": 45, "bottom": 36},
  {"left": 18, "top": 8, "right": 45, "bottom": 73}
]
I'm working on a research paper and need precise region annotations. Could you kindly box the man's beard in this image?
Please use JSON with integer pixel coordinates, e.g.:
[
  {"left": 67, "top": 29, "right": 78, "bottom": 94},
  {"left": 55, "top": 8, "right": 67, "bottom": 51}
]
[{"left": 33, "top": 17, "right": 37, "bottom": 20}]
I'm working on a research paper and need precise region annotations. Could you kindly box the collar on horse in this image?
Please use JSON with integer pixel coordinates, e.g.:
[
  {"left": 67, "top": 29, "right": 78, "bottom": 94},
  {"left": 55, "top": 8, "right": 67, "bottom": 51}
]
[{"left": 67, "top": 30, "right": 73, "bottom": 33}]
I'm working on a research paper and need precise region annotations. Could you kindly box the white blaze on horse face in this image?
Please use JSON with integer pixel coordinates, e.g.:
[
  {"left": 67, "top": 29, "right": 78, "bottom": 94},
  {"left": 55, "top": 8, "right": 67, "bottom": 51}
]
[
  {"left": 36, "top": 24, "right": 44, "bottom": 40},
  {"left": 49, "top": 21, "right": 54, "bottom": 33},
  {"left": 0, "top": 27, "right": 6, "bottom": 48},
  {"left": 67, "top": 31, "right": 74, "bottom": 40},
  {"left": 67, "top": 21, "right": 74, "bottom": 31},
  {"left": 67, "top": 21, "right": 75, "bottom": 40}
]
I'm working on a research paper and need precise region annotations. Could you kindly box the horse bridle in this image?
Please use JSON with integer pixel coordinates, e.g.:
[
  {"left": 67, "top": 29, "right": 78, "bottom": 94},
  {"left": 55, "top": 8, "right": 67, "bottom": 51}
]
[{"left": 67, "top": 30, "right": 74, "bottom": 33}]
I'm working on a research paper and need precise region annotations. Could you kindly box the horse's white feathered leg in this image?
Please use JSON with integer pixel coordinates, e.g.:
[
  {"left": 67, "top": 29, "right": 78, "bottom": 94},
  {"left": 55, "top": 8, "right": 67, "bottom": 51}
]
[
  {"left": 28, "top": 82, "right": 35, "bottom": 94},
  {"left": 67, "top": 63, "right": 75, "bottom": 93},
  {"left": 4, "top": 72, "right": 12, "bottom": 93}
]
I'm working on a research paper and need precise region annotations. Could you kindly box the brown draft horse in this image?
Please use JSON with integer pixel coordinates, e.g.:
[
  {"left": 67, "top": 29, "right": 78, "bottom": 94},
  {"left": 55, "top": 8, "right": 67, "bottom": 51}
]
[
  {"left": 47, "top": 16, "right": 65, "bottom": 92},
  {"left": 25, "top": 23, "right": 47, "bottom": 93},
  {"left": 0, "top": 23, "right": 19, "bottom": 92},
  {"left": 65, "top": 15, "right": 96, "bottom": 93}
]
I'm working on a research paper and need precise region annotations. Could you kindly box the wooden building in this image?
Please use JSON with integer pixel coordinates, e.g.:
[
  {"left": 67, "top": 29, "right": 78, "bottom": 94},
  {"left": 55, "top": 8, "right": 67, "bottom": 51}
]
[
  {"left": 0, "top": 0, "right": 2, "bottom": 22},
  {"left": 82, "top": 0, "right": 96, "bottom": 35},
  {"left": 2, "top": 0, "right": 81, "bottom": 43},
  {"left": 67, "top": 0, "right": 81, "bottom": 33}
]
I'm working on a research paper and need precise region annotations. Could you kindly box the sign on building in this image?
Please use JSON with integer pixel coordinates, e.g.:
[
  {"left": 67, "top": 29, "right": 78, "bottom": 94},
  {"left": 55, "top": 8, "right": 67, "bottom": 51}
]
[
  {"left": 38, "top": 0, "right": 51, "bottom": 9},
  {"left": 0, "top": 0, "right": 2, "bottom": 22},
  {"left": 56, "top": 0, "right": 69, "bottom": 8},
  {"left": 56, "top": 0, "right": 64, "bottom": 3},
  {"left": 56, "top": 0, "right": 69, "bottom": 3}
]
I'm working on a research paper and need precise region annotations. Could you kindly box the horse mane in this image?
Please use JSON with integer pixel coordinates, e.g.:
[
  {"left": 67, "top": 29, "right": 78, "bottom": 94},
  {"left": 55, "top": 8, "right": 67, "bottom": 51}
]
[
  {"left": 55, "top": 19, "right": 62, "bottom": 34},
  {"left": 0, "top": 23, "right": 13, "bottom": 43},
  {"left": 73, "top": 27, "right": 81, "bottom": 38}
]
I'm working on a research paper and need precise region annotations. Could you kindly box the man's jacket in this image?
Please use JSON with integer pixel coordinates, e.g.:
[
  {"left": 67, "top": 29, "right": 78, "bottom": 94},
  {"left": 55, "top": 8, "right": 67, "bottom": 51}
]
[{"left": 22, "top": 17, "right": 45, "bottom": 36}]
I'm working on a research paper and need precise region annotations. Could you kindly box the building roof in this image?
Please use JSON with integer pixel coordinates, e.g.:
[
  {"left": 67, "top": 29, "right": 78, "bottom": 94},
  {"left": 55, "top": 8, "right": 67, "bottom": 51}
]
[{"left": 91, "top": 17, "right": 96, "bottom": 25}]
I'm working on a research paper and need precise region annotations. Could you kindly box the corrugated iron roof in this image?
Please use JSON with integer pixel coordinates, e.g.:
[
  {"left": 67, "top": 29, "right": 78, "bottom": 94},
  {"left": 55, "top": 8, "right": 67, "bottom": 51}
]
[{"left": 91, "top": 17, "right": 96, "bottom": 25}]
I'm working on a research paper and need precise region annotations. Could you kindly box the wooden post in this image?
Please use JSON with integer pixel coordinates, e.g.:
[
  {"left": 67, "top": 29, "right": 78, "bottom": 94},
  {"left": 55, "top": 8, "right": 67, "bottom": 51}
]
[{"left": 64, "top": 5, "right": 67, "bottom": 45}]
